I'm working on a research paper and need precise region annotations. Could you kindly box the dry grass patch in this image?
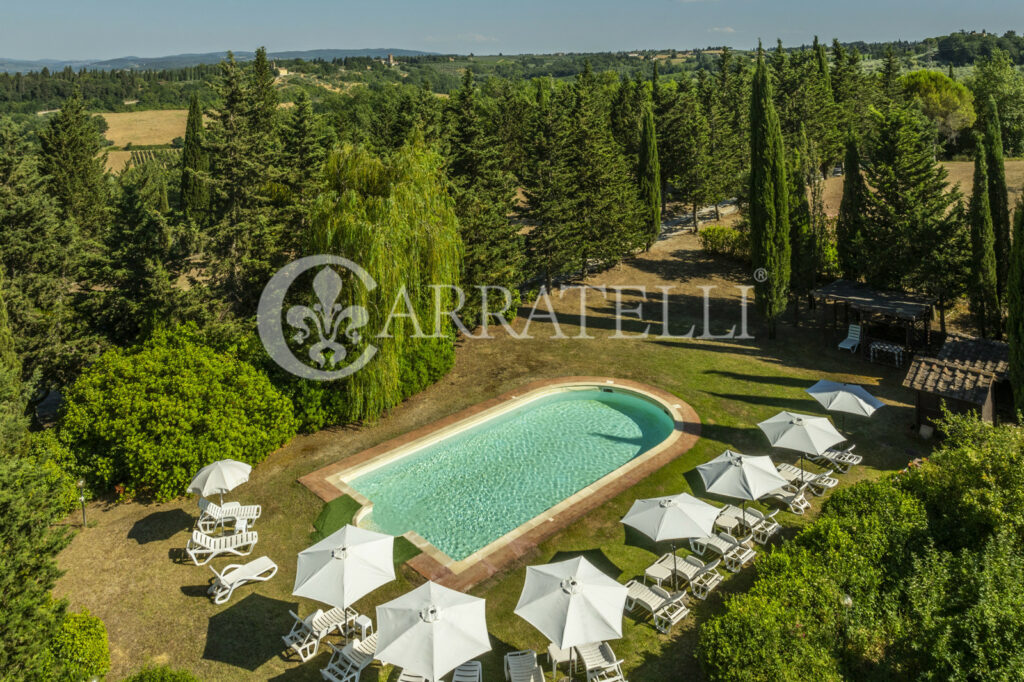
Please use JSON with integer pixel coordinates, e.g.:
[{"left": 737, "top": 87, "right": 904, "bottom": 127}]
[
  {"left": 105, "top": 151, "right": 132, "bottom": 173},
  {"left": 102, "top": 110, "right": 188, "bottom": 147}
]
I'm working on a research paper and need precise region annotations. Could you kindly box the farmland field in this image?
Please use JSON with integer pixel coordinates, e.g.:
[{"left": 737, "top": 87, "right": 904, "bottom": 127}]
[
  {"left": 105, "top": 150, "right": 132, "bottom": 173},
  {"left": 822, "top": 159, "right": 1024, "bottom": 216},
  {"left": 101, "top": 109, "right": 188, "bottom": 147}
]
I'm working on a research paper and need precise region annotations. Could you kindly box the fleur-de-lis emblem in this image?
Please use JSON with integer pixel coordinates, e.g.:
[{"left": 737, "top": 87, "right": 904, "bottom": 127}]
[{"left": 285, "top": 267, "right": 369, "bottom": 368}]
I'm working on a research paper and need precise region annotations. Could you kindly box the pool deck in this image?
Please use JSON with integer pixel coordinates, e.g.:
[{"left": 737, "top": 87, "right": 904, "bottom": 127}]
[{"left": 298, "top": 376, "right": 701, "bottom": 591}]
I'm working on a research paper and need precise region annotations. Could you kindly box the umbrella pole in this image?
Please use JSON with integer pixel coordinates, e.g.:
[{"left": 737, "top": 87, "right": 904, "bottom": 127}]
[
  {"left": 672, "top": 543, "right": 678, "bottom": 591},
  {"left": 219, "top": 493, "right": 224, "bottom": 506}
]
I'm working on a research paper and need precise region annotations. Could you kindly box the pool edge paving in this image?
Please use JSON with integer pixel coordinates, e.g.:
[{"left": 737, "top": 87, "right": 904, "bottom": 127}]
[{"left": 297, "top": 376, "right": 701, "bottom": 590}]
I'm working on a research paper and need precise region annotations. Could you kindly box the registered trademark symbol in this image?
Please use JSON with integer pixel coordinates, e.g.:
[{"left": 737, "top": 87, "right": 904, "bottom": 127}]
[{"left": 753, "top": 268, "right": 768, "bottom": 283}]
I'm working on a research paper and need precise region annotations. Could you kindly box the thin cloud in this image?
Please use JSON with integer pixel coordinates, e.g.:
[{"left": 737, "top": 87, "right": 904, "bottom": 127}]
[
  {"left": 458, "top": 33, "right": 498, "bottom": 43},
  {"left": 709, "top": 26, "right": 736, "bottom": 33}
]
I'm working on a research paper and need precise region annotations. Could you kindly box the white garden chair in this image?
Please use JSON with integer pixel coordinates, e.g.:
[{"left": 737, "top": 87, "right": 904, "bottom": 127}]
[
  {"left": 207, "top": 555, "right": 277, "bottom": 604},
  {"left": 838, "top": 324, "right": 862, "bottom": 353},
  {"left": 776, "top": 463, "right": 839, "bottom": 496},
  {"left": 809, "top": 444, "right": 863, "bottom": 473},
  {"left": 185, "top": 529, "right": 257, "bottom": 566}
]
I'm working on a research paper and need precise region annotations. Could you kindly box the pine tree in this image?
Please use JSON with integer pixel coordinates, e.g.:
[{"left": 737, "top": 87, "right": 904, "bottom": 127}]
[
  {"left": 980, "top": 97, "right": 1011, "bottom": 301},
  {"left": 880, "top": 47, "right": 902, "bottom": 102},
  {"left": 1008, "top": 195, "right": 1024, "bottom": 412},
  {"left": 248, "top": 47, "right": 279, "bottom": 140},
  {"left": 968, "top": 136, "right": 1001, "bottom": 338},
  {"left": 862, "top": 107, "right": 962, "bottom": 295},
  {"left": 836, "top": 134, "right": 867, "bottom": 279},
  {"left": 0, "top": 456, "right": 72, "bottom": 680},
  {"left": 638, "top": 104, "right": 661, "bottom": 250},
  {"left": 0, "top": 120, "right": 91, "bottom": 390},
  {"left": 0, "top": 272, "right": 27, "bottom": 452},
  {"left": 180, "top": 93, "right": 208, "bottom": 221},
  {"left": 445, "top": 68, "right": 523, "bottom": 324},
  {"left": 610, "top": 76, "right": 646, "bottom": 169},
  {"left": 662, "top": 76, "right": 710, "bottom": 230},
  {"left": 38, "top": 90, "right": 108, "bottom": 234},
  {"left": 749, "top": 46, "right": 791, "bottom": 339}
]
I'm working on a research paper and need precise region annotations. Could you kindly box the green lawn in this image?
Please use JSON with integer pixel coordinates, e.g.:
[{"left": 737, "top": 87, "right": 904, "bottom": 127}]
[{"left": 53, "top": 232, "right": 925, "bottom": 681}]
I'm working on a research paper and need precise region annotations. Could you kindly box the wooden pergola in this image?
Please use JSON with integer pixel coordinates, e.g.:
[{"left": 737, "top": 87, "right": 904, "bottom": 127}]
[{"left": 812, "top": 280, "right": 936, "bottom": 353}]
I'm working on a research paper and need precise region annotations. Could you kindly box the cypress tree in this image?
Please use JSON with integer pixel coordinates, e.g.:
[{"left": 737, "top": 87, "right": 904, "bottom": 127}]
[
  {"left": 638, "top": 104, "right": 661, "bottom": 250},
  {"left": 789, "top": 127, "right": 816, "bottom": 315},
  {"left": 880, "top": 47, "right": 901, "bottom": 102},
  {"left": 662, "top": 76, "right": 710, "bottom": 230},
  {"left": 749, "top": 46, "right": 791, "bottom": 339},
  {"left": 968, "top": 137, "right": 1001, "bottom": 338},
  {"left": 836, "top": 134, "right": 866, "bottom": 279},
  {"left": 180, "top": 93, "right": 208, "bottom": 221},
  {"left": 981, "top": 97, "right": 1011, "bottom": 301},
  {"left": 1008, "top": 195, "right": 1024, "bottom": 412}
]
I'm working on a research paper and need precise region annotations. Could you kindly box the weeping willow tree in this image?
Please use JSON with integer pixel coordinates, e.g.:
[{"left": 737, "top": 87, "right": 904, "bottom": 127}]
[{"left": 302, "top": 140, "right": 462, "bottom": 423}]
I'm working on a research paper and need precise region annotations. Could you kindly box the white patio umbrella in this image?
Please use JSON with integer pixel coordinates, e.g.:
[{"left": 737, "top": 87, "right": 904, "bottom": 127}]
[
  {"left": 757, "top": 411, "right": 846, "bottom": 482},
  {"left": 293, "top": 524, "right": 395, "bottom": 609},
  {"left": 187, "top": 459, "right": 252, "bottom": 504},
  {"left": 696, "top": 450, "right": 788, "bottom": 527},
  {"left": 806, "top": 380, "right": 885, "bottom": 430},
  {"left": 514, "top": 556, "right": 627, "bottom": 650},
  {"left": 375, "top": 581, "right": 490, "bottom": 681},
  {"left": 621, "top": 493, "right": 720, "bottom": 588}
]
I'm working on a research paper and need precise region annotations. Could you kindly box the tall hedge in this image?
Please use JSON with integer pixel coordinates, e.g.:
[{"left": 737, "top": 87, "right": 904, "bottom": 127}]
[{"left": 59, "top": 327, "right": 297, "bottom": 501}]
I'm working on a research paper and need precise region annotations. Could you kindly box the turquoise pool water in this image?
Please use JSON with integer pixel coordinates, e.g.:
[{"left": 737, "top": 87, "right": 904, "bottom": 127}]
[{"left": 349, "top": 388, "right": 676, "bottom": 560}]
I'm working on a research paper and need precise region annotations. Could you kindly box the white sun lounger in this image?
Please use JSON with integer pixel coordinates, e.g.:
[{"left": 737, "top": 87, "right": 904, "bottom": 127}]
[
  {"left": 809, "top": 444, "right": 863, "bottom": 473},
  {"left": 763, "top": 482, "right": 813, "bottom": 514},
  {"left": 321, "top": 632, "right": 378, "bottom": 682},
  {"left": 453, "top": 661, "right": 482, "bottom": 682},
  {"left": 668, "top": 555, "right": 723, "bottom": 597},
  {"left": 396, "top": 672, "right": 426, "bottom": 682},
  {"left": 285, "top": 606, "right": 357, "bottom": 662},
  {"left": 624, "top": 580, "right": 690, "bottom": 633},
  {"left": 776, "top": 463, "right": 839, "bottom": 496},
  {"left": 742, "top": 507, "right": 782, "bottom": 544},
  {"left": 575, "top": 642, "right": 627, "bottom": 682},
  {"left": 207, "top": 555, "right": 277, "bottom": 604},
  {"left": 690, "top": 531, "right": 757, "bottom": 572},
  {"left": 185, "top": 529, "right": 257, "bottom": 566},
  {"left": 504, "top": 649, "right": 544, "bottom": 682},
  {"left": 196, "top": 498, "right": 262, "bottom": 533},
  {"left": 644, "top": 553, "right": 685, "bottom": 587}
]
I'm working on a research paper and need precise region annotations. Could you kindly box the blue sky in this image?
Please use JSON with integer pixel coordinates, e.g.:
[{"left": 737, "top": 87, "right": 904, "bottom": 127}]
[{"left": 3, "top": 0, "right": 1023, "bottom": 60}]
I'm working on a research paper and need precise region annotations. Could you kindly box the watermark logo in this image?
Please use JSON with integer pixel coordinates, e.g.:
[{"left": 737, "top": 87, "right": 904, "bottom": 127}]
[
  {"left": 257, "top": 255, "right": 378, "bottom": 381},
  {"left": 259, "top": 255, "right": 757, "bottom": 380}
]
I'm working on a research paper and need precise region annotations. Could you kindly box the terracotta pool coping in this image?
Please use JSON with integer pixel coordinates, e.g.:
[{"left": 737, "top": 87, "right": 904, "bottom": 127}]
[{"left": 297, "top": 376, "right": 701, "bottom": 590}]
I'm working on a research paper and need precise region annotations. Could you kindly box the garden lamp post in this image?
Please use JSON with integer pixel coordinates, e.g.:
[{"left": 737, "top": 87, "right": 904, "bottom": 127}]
[{"left": 77, "top": 479, "right": 86, "bottom": 527}]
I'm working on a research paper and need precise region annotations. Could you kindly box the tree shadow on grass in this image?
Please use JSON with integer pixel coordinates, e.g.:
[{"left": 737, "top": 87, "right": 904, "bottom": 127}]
[
  {"left": 203, "top": 593, "right": 298, "bottom": 671},
  {"left": 127, "top": 508, "right": 194, "bottom": 544}
]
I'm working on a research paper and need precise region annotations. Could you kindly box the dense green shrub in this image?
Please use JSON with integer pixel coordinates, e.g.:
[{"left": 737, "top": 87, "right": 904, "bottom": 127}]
[
  {"left": 699, "top": 414, "right": 1024, "bottom": 682},
  {"left": 50, "top": 609, "right": 110, "bottom": 681},
  {"left": 697, "top": 225, "right": 750, "bottom": 261},
  {"left": 122, "top": 665, "right": 202, "bottom": 682},
  {"left": 58, "top": 327, "right": 298, "bottom": 501}
]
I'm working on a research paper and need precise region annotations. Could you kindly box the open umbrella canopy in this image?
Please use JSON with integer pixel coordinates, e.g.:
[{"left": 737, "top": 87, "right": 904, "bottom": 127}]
[
  {"left": 187, "top": 459, "right": 252, "bottom": 502},
  {"left": 757, "top": 412, "right": 845, "bottom": 456},
  {"left": 293, "top": 525, "right": 394, "bottom": 609},
  {"left": 806, "top": 380, "right": 885, "bottom": 418},
  {"left": 375, "top": 581, "right": 490, "bottom": 681},
  {"left": 621, "top": 493, "right": 720, "bottom": 543},
  {"left": 514, "top": 556, "right": 627, "bottom": 650},
  {"left": 696, "top": 450, "right": 788, "bottom": 501}
]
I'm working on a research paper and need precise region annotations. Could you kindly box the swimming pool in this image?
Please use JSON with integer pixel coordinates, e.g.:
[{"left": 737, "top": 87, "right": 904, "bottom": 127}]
[{"left": 345, "top": 386, "right": 677, "bottom": 561}]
